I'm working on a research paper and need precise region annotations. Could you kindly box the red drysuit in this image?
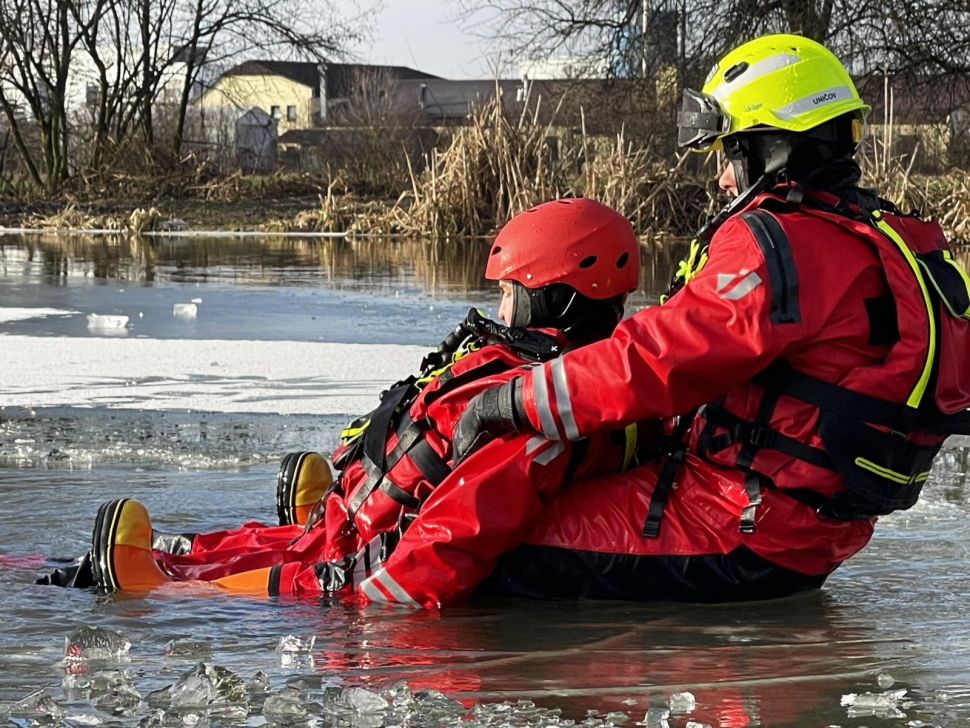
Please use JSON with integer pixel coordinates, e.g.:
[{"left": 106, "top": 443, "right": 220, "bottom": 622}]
[{"left": 155, "top": 333, "right": 633, "bottom": 600}]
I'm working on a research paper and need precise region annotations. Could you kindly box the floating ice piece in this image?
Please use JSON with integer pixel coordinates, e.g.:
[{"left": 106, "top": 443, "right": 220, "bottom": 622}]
[
  {"left": 669, "top": 691, "right": 696, "bottom": 714},
  {"left": 685, "top": 722, "right": 713, "bottom": 728},
  {"left": 263, "top": 687, "right": 310, "bottom": 723},
  {"left": 275, "top": 635, "right": 316, "bottom": 666},
  {"left": 248, "top": 671, "right": 272, "bottom": 693},
  {"left": 877, "top": 672, "right": 896, "bottom": 688},
  {"left": 336, "top": 687, "right": 388, "bottom": 714},
  {"left": 64, "top": 626, "right": 131, "bottom": 663},
  {"left": 63, "top": 669, "right": 138, "bottom": 702},
  {"left": 10, "top": 688, "right": 65, "bottom": 717},
  {"left": 65, "top": 714, "right": 103, "bottom": 725},
  {"left": 190, "top": 297, "right": 202, "bottom": 304},
  {"left": 146, "top": 662, "right": 247, "bottom": 712},
  {"left": 173, "top": 303, "right": 198, "bottom": 319},
  {"left": 841, "top": 688, "right": 908, "bottom": 719},
  {"left": 86, "top": 313, "right": 129, "bottom": 330},
  {"left": 644, "top": 706, "right": 670, "bottom": 727},
  {"left": 605, "top": 710, "right": 629, "bottom": 724},
  {"left": 93, "top": 681, "right": 142, "bottom": 711},
  {"left": 164, "top": 639, "right": 213, "bottom": 659}
]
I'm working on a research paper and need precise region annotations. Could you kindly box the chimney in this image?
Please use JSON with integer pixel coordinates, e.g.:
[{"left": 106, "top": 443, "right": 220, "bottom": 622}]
[{"left": 317, "top": 61, "right": 328, "bottom": 123}]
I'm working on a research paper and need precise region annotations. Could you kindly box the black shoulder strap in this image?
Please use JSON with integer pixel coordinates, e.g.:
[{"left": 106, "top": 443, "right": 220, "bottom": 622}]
[{"left": 739, "top": 209, "right": 801, "bottom": 325}]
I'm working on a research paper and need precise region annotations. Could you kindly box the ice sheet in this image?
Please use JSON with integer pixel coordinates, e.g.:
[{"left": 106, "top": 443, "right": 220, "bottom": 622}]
[
  {"left": 0, "top": 307, "right": 80, "bottom": 324},
  {"left": 0, "top": 336, "right": 425, "bottom": 415}
]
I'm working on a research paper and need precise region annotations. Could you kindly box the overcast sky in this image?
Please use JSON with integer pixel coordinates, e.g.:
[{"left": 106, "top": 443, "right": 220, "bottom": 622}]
[{"left": 353, "top": 1, "right": 500, "bottom": 79}]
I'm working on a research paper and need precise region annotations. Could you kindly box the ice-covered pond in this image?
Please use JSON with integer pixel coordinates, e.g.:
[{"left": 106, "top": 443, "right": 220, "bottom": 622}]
[{"left": 1, "top": 233, "right": 969, "bottom": 727}]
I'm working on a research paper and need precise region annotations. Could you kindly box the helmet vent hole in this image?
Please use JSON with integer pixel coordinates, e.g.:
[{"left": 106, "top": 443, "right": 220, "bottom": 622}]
[
  {"left": 579, "top": 255, "right": 597, "bottom": 269},
  {"left": 724, "top": 62, "right": 748, "bottom": 83},
  {"left": 491, "top": 246, "right": 502, "bottom": 255},
  {"left": 616, "top": 252, "right": 629, "bottom": 268}
]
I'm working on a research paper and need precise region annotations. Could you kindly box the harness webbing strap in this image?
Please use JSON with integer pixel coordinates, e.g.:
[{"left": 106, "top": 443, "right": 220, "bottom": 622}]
[
  {"left": 739, "top": 210, "right": 801, "bottom": 324},
  {"left": 739, "top": 473, "right": 764, "bottom": 534},
  {"left": 701, "top": 405, "right": 837, "bottom": 471},
  {"left": 752, "top": 361, "right": 970, "bottom": 434},
  {"left": 642, "top": 447, "right": 685, "bottom": 538}
]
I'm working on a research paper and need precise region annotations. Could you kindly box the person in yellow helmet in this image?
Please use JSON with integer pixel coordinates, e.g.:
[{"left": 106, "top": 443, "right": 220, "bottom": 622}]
[{"left": 449, "top": 34, "right": 970, "bottom": 604}]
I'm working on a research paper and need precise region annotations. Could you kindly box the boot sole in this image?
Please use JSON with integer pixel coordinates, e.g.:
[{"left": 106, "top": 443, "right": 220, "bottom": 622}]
[
  {"left": 276, "top": 452, "right": 312, "bottom": 526},
  {"left": 91, "top": 498, "right": 128, "bottom": 592}
]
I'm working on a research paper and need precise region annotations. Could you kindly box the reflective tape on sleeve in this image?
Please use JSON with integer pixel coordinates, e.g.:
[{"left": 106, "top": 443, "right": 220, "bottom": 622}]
[{"left": 550, "top": 358, "right": 581, "bottom": 441}]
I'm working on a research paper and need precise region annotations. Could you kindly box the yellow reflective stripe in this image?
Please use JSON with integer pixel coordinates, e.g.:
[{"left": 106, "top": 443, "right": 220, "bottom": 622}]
[
  {"left": 621, "top": 424, "right": 637, "bottom": 472},
  {"left": 855, "top": 456, "right": 931, "bottom": 485},
  {"left": 341, "top": 419, "right": 369, "bottom": 441},
  {"left": 871, "top": 211, "right": 935, "bottom": 409},
  {"left": 942, "top": 250, "right": 970, "bottom": 318}
]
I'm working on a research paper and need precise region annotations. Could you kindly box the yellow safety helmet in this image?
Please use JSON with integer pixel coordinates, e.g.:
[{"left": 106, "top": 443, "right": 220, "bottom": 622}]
[{"left": 677, "top": 33, "right": 870, "bottom": 151}]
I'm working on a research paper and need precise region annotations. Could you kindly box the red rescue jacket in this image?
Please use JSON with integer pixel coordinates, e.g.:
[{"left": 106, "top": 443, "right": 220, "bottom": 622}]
[{"left": 517, "top": 189, "right": 970, "bottom": 553}]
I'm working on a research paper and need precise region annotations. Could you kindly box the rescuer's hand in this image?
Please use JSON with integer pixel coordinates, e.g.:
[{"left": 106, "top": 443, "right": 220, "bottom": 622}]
[{"left": 453, "top": 379, "right": 527, "bottom": 462}]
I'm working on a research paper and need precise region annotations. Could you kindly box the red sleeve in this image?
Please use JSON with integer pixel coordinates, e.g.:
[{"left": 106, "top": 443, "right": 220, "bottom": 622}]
[{"left": 519, "top": 217, "right": 819, "bottom": 439}]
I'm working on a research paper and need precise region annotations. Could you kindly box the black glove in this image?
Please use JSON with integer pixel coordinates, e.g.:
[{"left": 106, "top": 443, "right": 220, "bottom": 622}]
[{"left": 453, "top": 378, "right": 528, "bottom": 463}]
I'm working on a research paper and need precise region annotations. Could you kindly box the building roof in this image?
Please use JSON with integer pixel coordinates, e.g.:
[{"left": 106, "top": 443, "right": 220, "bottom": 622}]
[
  {"left": 390, "top": 79, "right": 540, "bottom": 119},
  {"left": 223, "top": 60, "right": 440, "bottom": 97}
]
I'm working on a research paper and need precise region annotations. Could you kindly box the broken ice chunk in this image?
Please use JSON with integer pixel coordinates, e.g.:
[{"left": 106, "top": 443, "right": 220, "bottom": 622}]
[
  {"left": 877, "top": 672, "right": 895, "bottom": 688},
  {"left": 669, "top": 691, "right": 696, "bottom": 714},
  {"left": 173, "top": 303, "right": 198, "bottom": 319},
  {"left": 263, "top": 687, "right": 309, "bottom": 723},
  {"left": 9, "top": 688, "right": 65, "bottom": 717},
  {"left": 336, "top": 687, "right": 388, "bottom": 714},
  {"left": 86, "top": 314, "right": 129, "bottom": 331},
  {"left": 164, "top": 639, "right": 213, "bottom": 659},
  {"left": 275, "top": 635, "right": 315, "bottom": 666},
  {"left": 64, "top": 626, "right": 131, "bottom": 663},
  {"left": 146, "top": 662, "right": 247, "bottom": 711},
  {"left": 841, "top": 689, "right": 908, "bottom": 719}
]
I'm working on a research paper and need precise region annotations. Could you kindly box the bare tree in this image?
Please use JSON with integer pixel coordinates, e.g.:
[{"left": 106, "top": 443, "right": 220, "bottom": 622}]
[{"left": 0, "top": 0, "right": 370, "bottom": 190}]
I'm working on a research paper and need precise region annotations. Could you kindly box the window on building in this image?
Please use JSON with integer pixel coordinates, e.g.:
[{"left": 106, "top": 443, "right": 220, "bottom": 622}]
[
  {"left": 271, "top": 105, "right": 281, "bottom": 119},
  {"left": 286, "top": 105, "right": 297, "bottom": 121}
]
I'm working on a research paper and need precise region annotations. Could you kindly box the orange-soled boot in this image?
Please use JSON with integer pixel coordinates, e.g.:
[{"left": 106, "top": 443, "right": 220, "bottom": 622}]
[
  {"left": 276, "top": 452, "right": 333, "bottom": 526},
  {"left": 91, "top": 499, "right": 172, "bottom": 593}
]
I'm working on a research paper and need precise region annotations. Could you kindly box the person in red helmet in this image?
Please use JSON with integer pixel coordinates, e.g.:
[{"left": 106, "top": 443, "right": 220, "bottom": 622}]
[{"left": 41, "top": 198, "right": 652, "bottom": 605}]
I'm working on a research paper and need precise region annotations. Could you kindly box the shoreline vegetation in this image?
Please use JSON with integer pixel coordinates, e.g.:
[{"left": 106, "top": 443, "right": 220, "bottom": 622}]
[{"left": 2, "top": 96, "right": 970, "bottom": 244}]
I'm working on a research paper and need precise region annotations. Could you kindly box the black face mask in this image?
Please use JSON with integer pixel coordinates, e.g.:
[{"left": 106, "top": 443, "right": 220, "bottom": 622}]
[{"left": 509, "top": 282, "right": 622, "bottom": 343}]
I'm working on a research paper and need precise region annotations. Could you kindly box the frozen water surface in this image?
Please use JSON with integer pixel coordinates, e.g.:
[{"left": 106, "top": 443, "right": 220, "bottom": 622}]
[{"left": 1, "top": 233, "right": 970, "bottom": 727}]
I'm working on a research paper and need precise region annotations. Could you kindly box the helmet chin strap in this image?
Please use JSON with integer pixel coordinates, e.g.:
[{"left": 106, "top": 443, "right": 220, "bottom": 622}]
[{"left": 510, "top": 282, "right": 534, "bottom": 327}]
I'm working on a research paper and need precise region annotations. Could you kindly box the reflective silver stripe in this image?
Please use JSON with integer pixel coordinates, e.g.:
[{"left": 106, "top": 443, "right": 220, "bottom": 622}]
[
  {"left": 719, "top": 271, "right": 763, "bottom": 301},
  {"left": 549, "top": 358, "right": 580, "bottom": 441},
  {"left": 525, "top": 434, "right": 547, "bottom": 455},
  {"left": 531, "top": 366, "right": 561, "bottom": 441},
  {"left": 374, "top": 569, "right": 421, "bottom": 607},
  {"left": 709, "top": 52, "right": 800, "bottom": 101},
  {"left": 533, "top": 440, "right": 565, "bottom": 466},
  {"left": 359, "top": 575, "right": 387, "bottom": 603},
  {"left": 352, "top": 534, "right": 384, "bottom": 586},
  {"left": 773, "top": 85, "right": 853, "bottom": 121}
]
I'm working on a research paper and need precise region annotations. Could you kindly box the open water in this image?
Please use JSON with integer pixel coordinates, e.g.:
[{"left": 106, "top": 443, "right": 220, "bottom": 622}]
[{"left": 1, "top": 233, "right": 970, "bottom": 728}]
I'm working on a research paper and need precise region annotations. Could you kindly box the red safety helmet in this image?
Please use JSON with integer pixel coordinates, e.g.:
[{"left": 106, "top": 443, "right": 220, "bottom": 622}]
[{"left": 485, "top": 198, "right": 639, "bottom": 299}]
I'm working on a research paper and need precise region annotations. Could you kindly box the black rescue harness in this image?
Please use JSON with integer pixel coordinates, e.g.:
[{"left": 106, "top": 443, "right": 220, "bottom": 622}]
[
  {"left": 643, "top": 188, "right": 970, "bottom": 537},
  {"left": 332, "top": 309, "right": 564, "bottom": 523}
]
